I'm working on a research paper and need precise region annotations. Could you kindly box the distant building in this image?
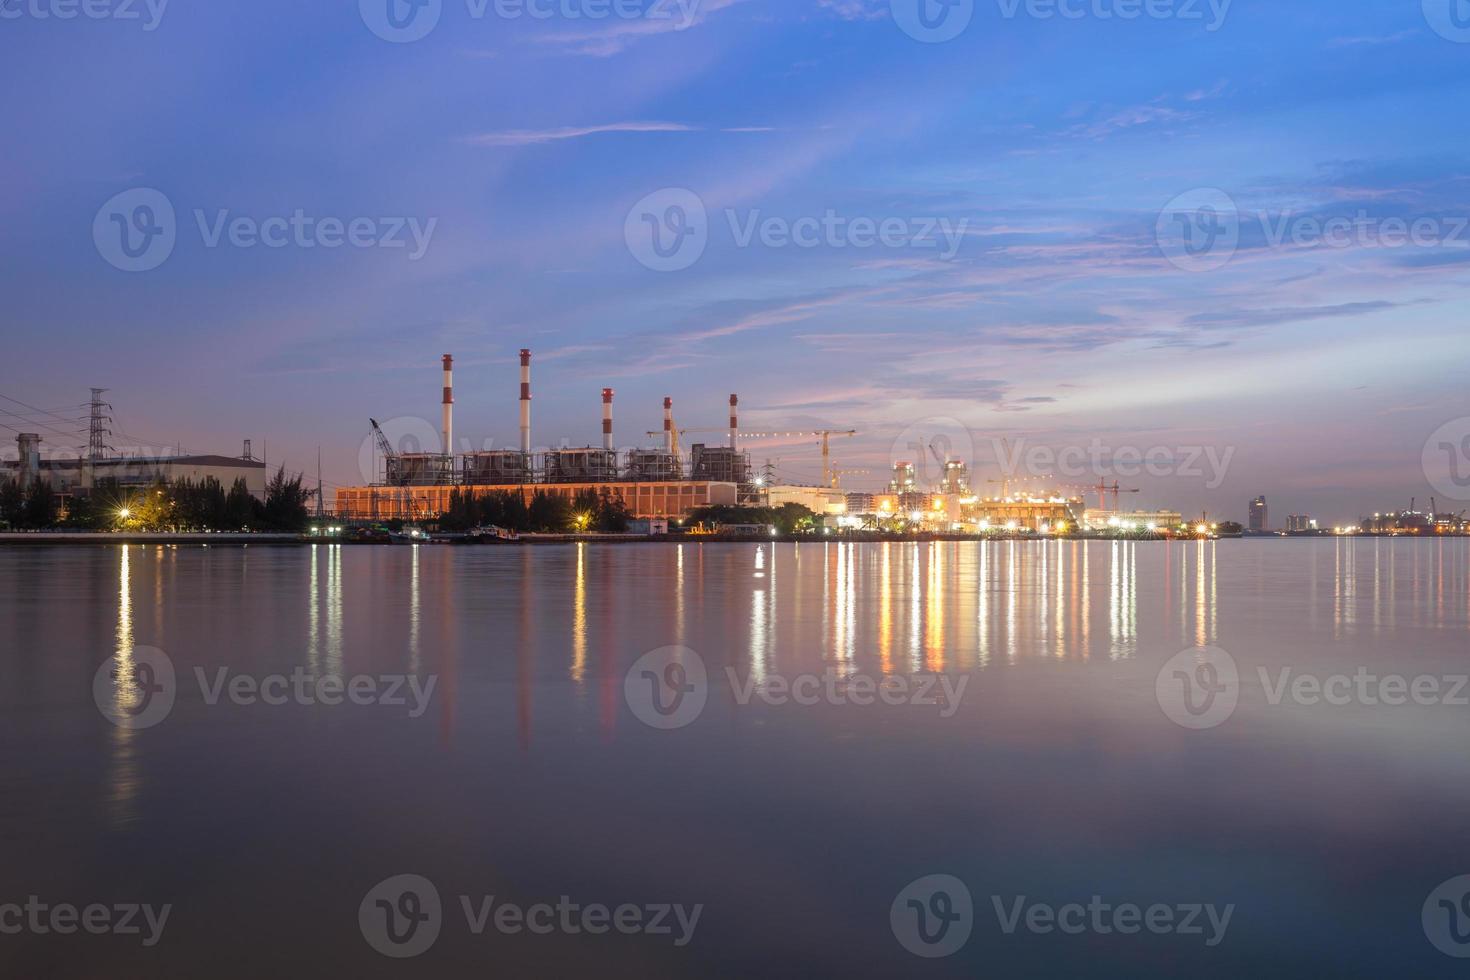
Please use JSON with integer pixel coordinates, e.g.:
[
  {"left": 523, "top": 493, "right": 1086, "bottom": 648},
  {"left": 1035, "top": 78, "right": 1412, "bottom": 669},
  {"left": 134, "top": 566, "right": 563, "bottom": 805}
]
[
  {"left": 844, "top": 492, "right": 876, "bottom": 515},
  {"left": 1249, "top": 496, "right": 1269, "bottom": 532},
  {"left": 765, "top": 485, "right": 847, "bottom": 516},
  {"left": 2, "top": 433, "right": 267, "bottom": 500},
  {"left": 1082, "top": 509, "right": 1185, "bottom": 532},
  {"left": 1286, "top": 515, "right": 1318, "bottom": 534}
]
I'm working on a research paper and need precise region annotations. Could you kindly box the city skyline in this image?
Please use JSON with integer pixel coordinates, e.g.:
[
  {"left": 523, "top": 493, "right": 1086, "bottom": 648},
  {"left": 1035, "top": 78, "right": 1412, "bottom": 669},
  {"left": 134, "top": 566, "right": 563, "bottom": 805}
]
[{"left": 3, "top": 1, "right": 1468, "bottom": 521}]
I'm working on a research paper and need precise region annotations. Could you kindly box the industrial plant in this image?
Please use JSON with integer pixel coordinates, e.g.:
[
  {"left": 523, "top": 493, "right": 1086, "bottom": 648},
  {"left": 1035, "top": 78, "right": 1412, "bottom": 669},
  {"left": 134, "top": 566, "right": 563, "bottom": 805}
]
[
  {"left": 332, "top": 352, "right": 1200, "bottom": 534},
  {"left": 334, "top": 350, "right": 757, "bottom": 521}
]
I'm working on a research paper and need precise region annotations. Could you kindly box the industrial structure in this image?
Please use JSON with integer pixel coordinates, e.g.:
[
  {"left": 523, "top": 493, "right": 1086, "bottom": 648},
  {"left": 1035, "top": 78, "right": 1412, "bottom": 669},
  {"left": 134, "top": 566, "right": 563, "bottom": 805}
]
[
  {"left": 335, "top": 351, "right": 755, "bottom": 521},
  {"left": 3, "top": 431, "right": 268, "bottom": 500}
]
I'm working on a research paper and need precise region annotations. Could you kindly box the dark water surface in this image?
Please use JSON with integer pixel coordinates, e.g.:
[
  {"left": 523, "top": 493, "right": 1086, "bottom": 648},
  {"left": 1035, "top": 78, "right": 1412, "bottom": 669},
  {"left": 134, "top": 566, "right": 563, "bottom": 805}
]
[{"left": 3, "top": 539, "right": 1469, "bottom": 977}]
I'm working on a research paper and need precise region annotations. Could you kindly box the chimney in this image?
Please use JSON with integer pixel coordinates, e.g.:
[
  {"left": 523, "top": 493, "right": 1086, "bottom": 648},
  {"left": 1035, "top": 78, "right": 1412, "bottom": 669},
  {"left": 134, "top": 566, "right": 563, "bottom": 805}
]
[
  {"left": 602, "top": 388, "right": 615, "bottom": 452},
  {"left": 519, "top": 349, "right": 532, "bottom": 455},
  {"left": 729, "top": 394, "right": 739, "bottom": 452},
  {"left": 17, "top": 433, "right": 41, "bottom": 487},
  {"left": 441, "top": 354, "right": 454, "bottom": 457},
  {"left": 663, "top": 397, "right": 674, "bottom": 456}
]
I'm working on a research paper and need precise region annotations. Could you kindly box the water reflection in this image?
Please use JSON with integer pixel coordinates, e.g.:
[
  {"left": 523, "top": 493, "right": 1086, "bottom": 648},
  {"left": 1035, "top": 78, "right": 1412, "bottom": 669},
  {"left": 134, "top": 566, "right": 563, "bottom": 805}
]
[
  {"left": 571, "top": 543, "right": 586, "bottom": 684},
  {"left": 106, "top": 545, "right": 139, "bottom": 827}
]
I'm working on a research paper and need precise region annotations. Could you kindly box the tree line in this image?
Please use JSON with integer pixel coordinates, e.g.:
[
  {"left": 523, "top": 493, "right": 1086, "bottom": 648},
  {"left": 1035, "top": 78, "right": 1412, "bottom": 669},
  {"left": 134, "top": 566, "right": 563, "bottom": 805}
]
[
  {"left": 439, "top": 487, "right": 632, "bottom": 533},
  {"left": 0, "top": 467, "right": 312, "bottom": 532}
]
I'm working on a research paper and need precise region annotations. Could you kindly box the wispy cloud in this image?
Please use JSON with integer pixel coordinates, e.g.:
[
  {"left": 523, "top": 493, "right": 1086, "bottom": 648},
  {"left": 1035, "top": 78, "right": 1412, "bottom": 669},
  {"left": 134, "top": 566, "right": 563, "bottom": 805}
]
[
  {"left": 463, "top": 122, "right": 782, "bottom": 146},
  {"left": 816, "top": 0, "right": 887, "bottom": 20},
  {"left": 1327, "top": 30, "right": 1418, "bottom": 48},
  {"left": 464, "top": 121, "right": 696, "bottom": 146},
  {"left": 533, "top": 0, "right": 748, "bottom": 56}
]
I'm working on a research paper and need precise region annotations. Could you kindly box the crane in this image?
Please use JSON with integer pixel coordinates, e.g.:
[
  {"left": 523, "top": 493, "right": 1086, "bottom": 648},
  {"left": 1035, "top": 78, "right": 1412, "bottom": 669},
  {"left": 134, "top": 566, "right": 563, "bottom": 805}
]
[
  {"left": 369, "top": 419, "right": 405, "bottom": 485},
  {"left": 1058, "top": 480, "right": 1139, "bottom": 512},
  {"left": 649, "top": 428, "right": 857, "bottom": 488}
]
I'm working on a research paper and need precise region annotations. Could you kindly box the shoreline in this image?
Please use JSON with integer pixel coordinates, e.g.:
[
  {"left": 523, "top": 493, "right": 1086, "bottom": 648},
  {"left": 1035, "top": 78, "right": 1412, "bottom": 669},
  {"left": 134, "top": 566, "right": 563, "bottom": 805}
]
[{"left": 1, "top": 531, "right": 1465, "bottom": 547}]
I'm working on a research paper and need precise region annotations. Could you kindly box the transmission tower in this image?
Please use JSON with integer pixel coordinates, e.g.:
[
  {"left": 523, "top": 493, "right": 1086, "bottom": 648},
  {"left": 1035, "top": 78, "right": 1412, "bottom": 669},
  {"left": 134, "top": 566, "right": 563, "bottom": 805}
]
[{"left": 88, "top": 388, "right": 112, "bottom": 462}]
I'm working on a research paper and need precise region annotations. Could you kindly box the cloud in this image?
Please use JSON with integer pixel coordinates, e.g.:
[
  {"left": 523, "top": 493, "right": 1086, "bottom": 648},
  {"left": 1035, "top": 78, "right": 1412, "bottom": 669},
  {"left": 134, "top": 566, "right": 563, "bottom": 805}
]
[
  {"left": 464, "top": 121, "right": 697, "bottom": 146},
  {"left": 1326, "top": 30, "right": 1418, "bottom": 48},
  {"left": 533, "top": 0, "right": 748, "bottom": 56},
  {"left": 1184, "top": 301, "right": 1403, "bottom": 330},
  {"left": 463, "top": 122, "right": 782, "bottom": 146},
  {"left": 816, "top": 0, "right": 887, "bottom": 20}
]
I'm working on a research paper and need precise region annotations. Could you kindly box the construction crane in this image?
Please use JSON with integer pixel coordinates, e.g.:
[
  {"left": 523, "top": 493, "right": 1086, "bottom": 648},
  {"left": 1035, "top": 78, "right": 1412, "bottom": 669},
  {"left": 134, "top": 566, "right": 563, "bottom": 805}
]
[
  {"left": 1057, "top": 480, "right": 1140, "bottom": 511},
  {"left": 732, "top": 430, "right": 856, "bottom": 489},
  {"left": 369, "top": 418, "right": 406, "bottom": 486},
  {"left": 650, "top": 428, "right": 857, "bottom": 488},
  {"left": 828, "top": 465, "right": 870, "bottom": 490}
]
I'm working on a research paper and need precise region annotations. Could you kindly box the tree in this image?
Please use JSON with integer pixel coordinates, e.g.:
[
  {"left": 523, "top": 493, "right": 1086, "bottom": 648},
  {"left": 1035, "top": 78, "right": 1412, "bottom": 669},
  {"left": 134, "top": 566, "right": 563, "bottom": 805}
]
[
  {"left": 0, "top": 478, "right": 24, "bottom": 528},
  {"left": 261, "top": 466, "right": 310, "bottom": 532},
  {"left": 225, "top": 477, "right": 256, "bottom": 530},
  {"left": 22, "top": 479, "right": 59, "bottom": 529},
  {"left": 527, "top": 490, "right": 572, "bottom": 532}
]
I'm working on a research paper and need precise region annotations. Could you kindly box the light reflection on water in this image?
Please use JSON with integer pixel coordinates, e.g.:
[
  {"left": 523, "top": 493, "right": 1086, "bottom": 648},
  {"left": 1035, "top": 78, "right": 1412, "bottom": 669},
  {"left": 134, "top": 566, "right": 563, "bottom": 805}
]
[{"left": 6, "top": 539, "right": 1470, "bottom": 976}]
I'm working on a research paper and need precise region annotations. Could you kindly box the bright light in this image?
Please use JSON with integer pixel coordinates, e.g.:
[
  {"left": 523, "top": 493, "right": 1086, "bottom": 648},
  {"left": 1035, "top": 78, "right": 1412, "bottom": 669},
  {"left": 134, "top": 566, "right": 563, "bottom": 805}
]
[
  {"left": 1107, "top": 517, "right": 1120, "bottom": 528},
  {"left": 1006, "top": 520, "right": 1019, "bottom": 531},
  {"left": 117, "top": 508, "right": 131, "bottom": 520},
  {"left": 1147, "top": 523, "right": 1158, "bottom": 532},
  {"left": 1195, "top": 524, "right": 1210, "bottom": 535},
  {"left": 769, "top": 527, "right": 778, "bottom": 537},
  {"left": 752, "top": 477, "right": 765, "bottom": 487}
]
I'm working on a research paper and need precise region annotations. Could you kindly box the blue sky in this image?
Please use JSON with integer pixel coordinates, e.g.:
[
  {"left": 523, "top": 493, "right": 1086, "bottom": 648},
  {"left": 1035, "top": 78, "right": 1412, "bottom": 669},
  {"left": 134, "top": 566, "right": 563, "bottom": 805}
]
[{"left": 2, "top": 0, "right": 1468, "bottom": 520}]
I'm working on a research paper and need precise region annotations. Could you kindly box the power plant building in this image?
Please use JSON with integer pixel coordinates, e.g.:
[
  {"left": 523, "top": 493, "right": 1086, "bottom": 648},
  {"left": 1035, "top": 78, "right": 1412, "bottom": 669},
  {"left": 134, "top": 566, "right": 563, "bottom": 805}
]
[{"left": 333, "top": 351, "right": 745, "bottom": 521}]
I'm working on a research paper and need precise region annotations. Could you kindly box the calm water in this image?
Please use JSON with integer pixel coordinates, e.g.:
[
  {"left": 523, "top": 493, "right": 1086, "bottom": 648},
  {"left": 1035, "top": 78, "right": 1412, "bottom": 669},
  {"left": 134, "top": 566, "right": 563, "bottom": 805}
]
[{"left": 3, "top": 539, "right": 1469, "bottom": 977}]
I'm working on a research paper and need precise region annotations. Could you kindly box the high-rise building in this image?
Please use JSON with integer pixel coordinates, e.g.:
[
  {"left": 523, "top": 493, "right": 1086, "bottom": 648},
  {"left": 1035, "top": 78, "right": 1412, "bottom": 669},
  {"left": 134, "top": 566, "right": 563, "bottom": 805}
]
[
  {"left": 1286, "top": 514, "right": 1317, "bottom": 533},
  {"left": 1249, "top": 496, "right": 1269, "bottom": 532}
]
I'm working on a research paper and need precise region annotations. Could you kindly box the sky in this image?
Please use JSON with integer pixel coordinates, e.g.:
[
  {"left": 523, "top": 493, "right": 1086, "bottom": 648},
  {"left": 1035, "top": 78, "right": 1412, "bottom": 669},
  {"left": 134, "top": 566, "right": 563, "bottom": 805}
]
[{"left": 2, "top": 0, "right": 1468, "bottom": 522}]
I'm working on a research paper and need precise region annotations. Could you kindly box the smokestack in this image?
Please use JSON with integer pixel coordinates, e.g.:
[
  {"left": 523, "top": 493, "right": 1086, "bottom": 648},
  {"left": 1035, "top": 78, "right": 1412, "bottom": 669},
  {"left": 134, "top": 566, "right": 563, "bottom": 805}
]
[
  {"left": 663, "top": 397, "right": 674, "bottom": 456},
  {"left": 441, "top": 354, "right": 454, "bottom": 456},
  {"left": 520, "top": 349, "right": 532, "bottom": 455},
  {"left": 602, "top": 388, "right": 615, "bottom": 452},
  {"left": 729, "top": 394, "right": 739, "bottom": 452}
]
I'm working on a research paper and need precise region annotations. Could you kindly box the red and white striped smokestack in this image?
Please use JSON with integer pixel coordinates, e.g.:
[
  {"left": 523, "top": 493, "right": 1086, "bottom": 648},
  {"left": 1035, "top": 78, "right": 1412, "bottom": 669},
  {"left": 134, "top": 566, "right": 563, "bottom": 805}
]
[
  {"left": 442, "top": 354, "right": 454, "bottom": 456},
  {"left": 663, "top": 397, "right": 674, "bottom": 456},
  {"left": 519, "top": 348, "right": 532, "bottom": 455},
  {"left": 729, "top": 394, "right": 739, "bottom": 452},
  {"left": 602, "top": 388, "right": 615, "bottom": 452}
]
